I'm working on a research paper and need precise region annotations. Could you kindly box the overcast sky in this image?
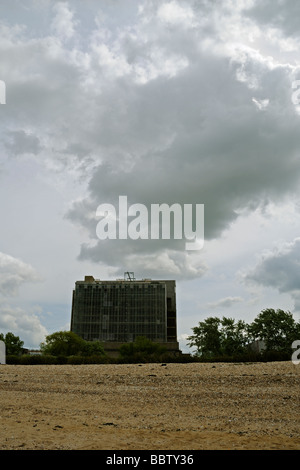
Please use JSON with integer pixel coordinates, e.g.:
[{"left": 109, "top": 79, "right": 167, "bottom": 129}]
[{"left": 1, "top": 0, "right": 300, "bottom": 352}]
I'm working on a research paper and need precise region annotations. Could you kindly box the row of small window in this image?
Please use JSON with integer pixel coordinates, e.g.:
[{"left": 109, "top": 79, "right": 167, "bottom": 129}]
[
  {"left": 73, "top": 318, "right": 166, "bottom": 325},
  {"left": 77, "top": 295, "right": 166, "bottom": 303},
  {"left": 74, "top": 312, "right": 166, "bottom": 320},
  {"left": 78, "top": 285, "right": 165, "bottom": 291},
  {"left": 74, "top": 323, "right": 166, "bottom": 332},
  {"left": 85, "top": 334, "right": 166, "bottom": 342}
]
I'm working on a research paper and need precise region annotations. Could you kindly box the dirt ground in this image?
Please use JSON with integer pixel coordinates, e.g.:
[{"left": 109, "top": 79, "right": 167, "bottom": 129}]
[{"left": 0, "top": 361, "right": 299, "bottom": 450}]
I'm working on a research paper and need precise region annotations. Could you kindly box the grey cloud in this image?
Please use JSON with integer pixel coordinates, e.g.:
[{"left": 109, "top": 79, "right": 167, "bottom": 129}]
[
  {"left": 2, "top": 1, "right": 300, "bottom": 280},
  {"left": 78, "top": 241, "right": 208, "bottom": 280},
  {"left": 245, "top": 238, "right": 300, "bottom": 294},
  {"left": 245, "top": 0, "right": 300, "bottom": 38},
  {"left": 4, "top": 130, "right": 42, "bottom": 156},
  {"left": 64, "top": 1, "right": 300, "bottom": 277},
  {"left": 207, "top": 297, "right": 244, "bottom": 309},
  {"left": 70, "top": 55, "right": 300, "bottom": 272}
]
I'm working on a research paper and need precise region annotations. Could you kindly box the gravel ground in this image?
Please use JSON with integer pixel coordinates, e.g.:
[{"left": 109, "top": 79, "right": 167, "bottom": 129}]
[{"left": 0, "top": 361, "right": 299, "bottom": 450}]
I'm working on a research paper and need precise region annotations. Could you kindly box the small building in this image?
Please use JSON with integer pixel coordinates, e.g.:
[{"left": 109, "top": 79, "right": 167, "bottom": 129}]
[
  {"left": 70, "top": 273, "right": 180, "bottom": 355},
  {"left": 249, "top": 339, "right": 266, "bottom": 354}
]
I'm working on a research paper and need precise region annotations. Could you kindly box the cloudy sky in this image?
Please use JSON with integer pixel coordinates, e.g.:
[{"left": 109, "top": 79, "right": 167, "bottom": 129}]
[{"left": 1, "top": 0, "right": 300, "bottom": 352}]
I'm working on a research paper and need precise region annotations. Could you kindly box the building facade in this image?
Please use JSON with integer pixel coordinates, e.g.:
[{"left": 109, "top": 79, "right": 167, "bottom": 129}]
[{"left": 70, "top": 274, "right": 179, "bottom": 353}]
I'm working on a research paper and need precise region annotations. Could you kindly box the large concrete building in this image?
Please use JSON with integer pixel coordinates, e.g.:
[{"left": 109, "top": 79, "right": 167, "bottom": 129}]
[{"left": 70, "top": 273, "right": 179, "bottom": 355}]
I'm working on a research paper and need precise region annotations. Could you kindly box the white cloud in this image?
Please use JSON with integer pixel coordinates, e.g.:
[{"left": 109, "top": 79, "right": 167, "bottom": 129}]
[
  {"left": 0, "top": 252, "right": 41, "bottom": 297},
  {"left": 0, "top": 302, "right": 48, "bottom": 348},
  {"left": 252, "top": 97, "right": 270, "bottom": 110},
  {"left": 51, "top": 2, "right": 77, "bottom": 41},
  {"left": 157, "top": 1, "right": 196, "bottom": 28},
  {"left": 207, "top": 297, "right": 244, "bottom": 309}
]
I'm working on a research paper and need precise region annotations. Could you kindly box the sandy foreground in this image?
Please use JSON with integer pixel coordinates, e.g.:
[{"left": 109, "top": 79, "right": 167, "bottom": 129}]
[{"left": 0, "top": 361, "right": 299, "bottom": 451}]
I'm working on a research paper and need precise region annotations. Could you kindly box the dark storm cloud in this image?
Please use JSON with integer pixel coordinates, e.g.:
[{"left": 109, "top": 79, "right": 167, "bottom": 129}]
[
  {"left": 1, "top": 0, "right": 300, "bottom": 279},
  {"left": 245, "top": 0, "right": 300, "bottom": 38},
  {"left": 59, "top": 0, "right": 300, "bottom": 277},
  {"left": 69, "top": 51, "right": 300, "bottom": 273}
]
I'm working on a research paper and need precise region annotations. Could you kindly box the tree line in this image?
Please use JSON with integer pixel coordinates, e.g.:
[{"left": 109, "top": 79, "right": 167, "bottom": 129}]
[
  {"left": 1, "top": 308, "right": 300, "bottom": 363},
  {"left": 1, "top": 331, "right": 174, "bottom": 364},
  {"left": 187, "top": 308, "right": 300, "bottom": 361}
]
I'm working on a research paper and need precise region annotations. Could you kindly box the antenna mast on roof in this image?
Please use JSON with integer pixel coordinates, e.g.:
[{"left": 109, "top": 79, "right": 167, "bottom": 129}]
[{"left": 124, "top": 271, "right": 135, "bottom": 281}]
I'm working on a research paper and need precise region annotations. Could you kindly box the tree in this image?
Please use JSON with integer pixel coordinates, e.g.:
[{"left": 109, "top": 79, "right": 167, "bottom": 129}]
[
  {"left": 119, "top": 336, "right": 167, "bottom": 361},
  {"left": 187, "top": 317, "right": 222, "bottom": 357},
  {"left": 188, "top": 309, "right": 300, "bottom": 360},
  {"left": 0, "top": 332, "right": 24, "bottom": 356},
  {"left": 220, "top": 317, "right": 249, "bottom": 356},
  {"left": 187, "top": 317, "right": 250, "bottom": 358},
  {"left": 248, "top": 309, "right": 300, "bottom": 354},
  {"left": 83, "top": 340, "right": 105, "bottom": 356},
  {"left": 40, "top": 331, "right": 104, "bottom": 357}
]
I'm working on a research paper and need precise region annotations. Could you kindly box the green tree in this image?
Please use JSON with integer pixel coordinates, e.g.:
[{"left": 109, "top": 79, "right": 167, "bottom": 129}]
[
  {"left": 187, "top": 317, "right": 222, "bottom": 357},
  {"left": 82, "top": 340, "right": 105, "bottom": 356},
  {"left": 40, "top": 331, "right": 104, "bottom": 357},
  {"left": 220, "top": 317, "right": 249, "bottom": 356},
  {"left": 248, "top": 308, "right": 300, "bottom": 353},
  {"left": 187, "top": 317, "right": 250, "bottom": 358},
  {"left": 0, "top": 332, "right": 24, "bottom": 355},
  {"left": 119, "top": 336, "right": 166, "bottom": 361}
]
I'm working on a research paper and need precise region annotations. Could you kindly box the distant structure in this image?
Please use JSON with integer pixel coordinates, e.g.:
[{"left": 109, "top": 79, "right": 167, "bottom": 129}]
[
  {"left": 70, "top": 273, "right": 180, "bottom": 355},
  {"left": 249, "top": 339, "right": 266, "bottom": 354}
]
